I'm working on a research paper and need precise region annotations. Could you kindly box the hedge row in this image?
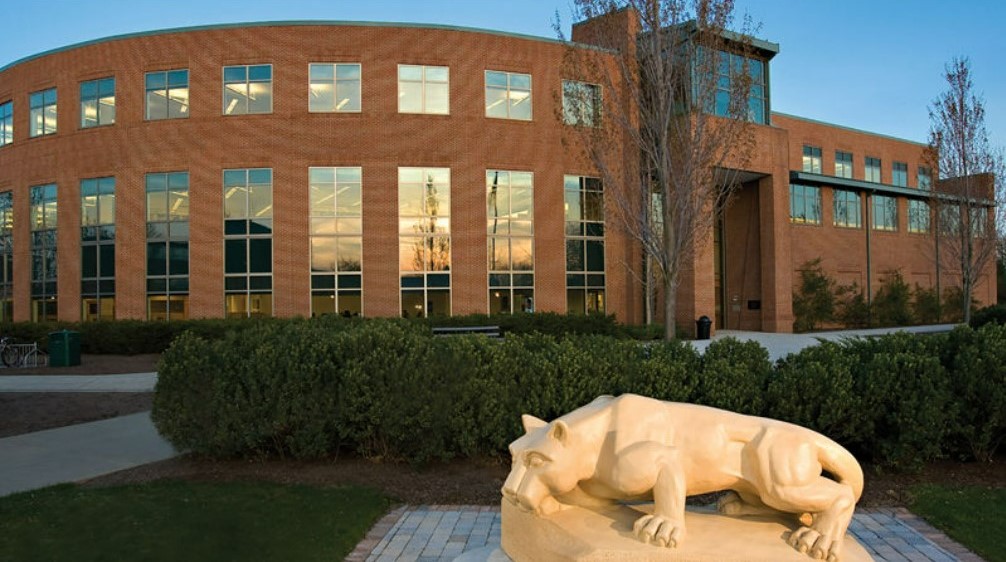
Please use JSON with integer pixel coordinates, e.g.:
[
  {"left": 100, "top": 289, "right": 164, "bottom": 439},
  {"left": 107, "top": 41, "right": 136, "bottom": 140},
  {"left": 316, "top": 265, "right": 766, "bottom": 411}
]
[
  {"left": 0, "top": 312, "right": 662, "bottom": 355},
  {"left": 152, "top": 317, "right": 1006, "bottom": 469}
]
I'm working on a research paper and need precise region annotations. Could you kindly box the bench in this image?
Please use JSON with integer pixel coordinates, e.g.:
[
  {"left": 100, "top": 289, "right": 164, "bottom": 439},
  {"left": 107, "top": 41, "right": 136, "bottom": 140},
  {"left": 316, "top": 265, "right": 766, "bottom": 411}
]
[{"left": 431, "top": 325, "right": 502, "bottom": 338}]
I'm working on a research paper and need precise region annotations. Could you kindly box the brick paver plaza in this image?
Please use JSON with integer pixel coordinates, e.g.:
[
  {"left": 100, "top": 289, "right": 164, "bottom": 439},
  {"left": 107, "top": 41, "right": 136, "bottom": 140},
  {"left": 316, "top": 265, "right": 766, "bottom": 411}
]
[{"left": 349, "top": 505, "right": 984, "bottom": 562}]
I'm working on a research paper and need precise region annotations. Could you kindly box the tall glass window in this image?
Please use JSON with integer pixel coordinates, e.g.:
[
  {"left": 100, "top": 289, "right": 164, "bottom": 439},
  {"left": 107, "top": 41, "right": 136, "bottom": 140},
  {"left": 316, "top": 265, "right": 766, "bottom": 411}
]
[
  {"left": 835, "top": 151, "right": 853, "bottom": 178},
  {"left": 802, "top": 146, "right": 822, "bottom": 174},
  {"left": 398, "top": 65, "right": 449, "bottom": 115},
  {"left": 565, "top": 175, "right": 605, "bottom": 314},
  {"left": 833, "top": 190, "right": 861, "bottom": 228},
  {"left": 309, "top": 63, "right": 361, "bottom": 112},
  {"left": 399, "top": 167, "right": 450, "bottom": 317},
  {"left": 918, "top": 167, "right": 932, "bottom": 190},
  {"left": 0, "top": 101, "right": 12, "bottom": 146},
  {"left": 224, "top": 169, "right": 273, "bottom": 317},
  {"left": 872, "top": 195, "right": 898, "bottom": 231},
  {"left": 789, "top": 184, "right": 821, "bottom": 225},
  {"left": 29, "top": 88, "right": 57, "bottom": 137},
  {"left": 487, "top": 171, "right": 534, "bottom": 314},
  {"left": 146, "top": 172, "right": 189, "bottom": 320},
  {"left": 30, "top": 184, "right": 57, "bottom": 321},
  {"left": 0, "top": 192, "right": 12, "bottom": 321},
  {"left": 908, "top": 200, "right": 930, "bottom": 234},
  {"left": 865, "top": 157, "right": 882, "bottom": 183},
  {"left": 562, "top": 80, "right": 601, "bottom": 127},
  {"left": 485, "top": 71, "right": 532, "bottom": 120},
  {"left": 223, "top": 65, "right": 272, "bottom": 115},
  {"left": 713, "top": 52, "right": 767, "bottom": 124},
  {"left": 80, "top": 77, "right": 115, "bottom": 128},
  {"left": 80, "top": 177, "right": 115, "bottom": 321},
  {"left": 145, "top": 69, "right": 189, "bottom": 120},
  {"left": 309, "top": 167, "right": 362, "bottom": 317},
  {"left": 893, "top": 162, "right": 908, "bottom": 187}
]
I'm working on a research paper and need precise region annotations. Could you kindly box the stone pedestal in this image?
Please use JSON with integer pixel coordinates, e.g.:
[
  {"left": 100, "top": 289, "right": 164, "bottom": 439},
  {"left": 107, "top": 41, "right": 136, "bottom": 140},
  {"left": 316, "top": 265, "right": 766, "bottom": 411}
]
[{"left": 500, "top": 500, "right": 874, "bottom": 562}]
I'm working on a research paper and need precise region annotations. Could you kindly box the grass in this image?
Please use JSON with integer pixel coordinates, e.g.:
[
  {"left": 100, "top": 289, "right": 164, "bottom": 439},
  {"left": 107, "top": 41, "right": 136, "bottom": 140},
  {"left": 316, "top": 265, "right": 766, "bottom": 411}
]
[
  {"left": 909, "top": 484, "right": 1006, "bottom": 562},
  {"left": 0, "top": 480, "right": 389, "bottom": 562}
]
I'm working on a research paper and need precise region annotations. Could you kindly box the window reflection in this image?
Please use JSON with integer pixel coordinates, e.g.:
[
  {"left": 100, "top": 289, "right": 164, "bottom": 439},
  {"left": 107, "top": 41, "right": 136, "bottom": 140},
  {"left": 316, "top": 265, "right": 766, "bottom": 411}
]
[
  {"left": 485, "top": 70, "right": 532, "bottom": 120},
  {"left": 80, "top": 77, "right": 115, "bottom": 128},
  {"left": 29, "top": 88, "right": 57, "bottom": 137},
  {"left": 399, "top": 167, "right": 450, "bottom": 316},
  {"left": 564, "top": 175, "right": 604, "bottom": 314},
  {"left": 310, "top": 167, "right": 363, "bottom": 316},
  {"left": 398, "top": 65, "right": 449, "bottom": 115},
  {"left": 222, "top": 65, "right": 272, "bottom": 115},
  {"left": 146, "top": 70, "right": 188, "bottom": 120}
]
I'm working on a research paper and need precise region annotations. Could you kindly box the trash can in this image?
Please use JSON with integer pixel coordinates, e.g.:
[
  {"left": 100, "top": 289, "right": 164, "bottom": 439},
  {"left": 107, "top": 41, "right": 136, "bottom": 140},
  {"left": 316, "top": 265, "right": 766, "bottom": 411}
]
[
  {"left": 695, "top": 316, "right": 712, "bottom": 340},
  {"left": 49, "top": 330, "right": 81, "bottom": 367}
]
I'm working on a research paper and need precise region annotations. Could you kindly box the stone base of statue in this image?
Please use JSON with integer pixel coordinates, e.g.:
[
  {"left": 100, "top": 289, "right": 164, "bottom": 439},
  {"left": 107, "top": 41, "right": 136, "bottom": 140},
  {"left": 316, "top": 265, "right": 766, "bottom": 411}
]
[{"left": 496, "top": 500, "right": 874, "bottom": 562}]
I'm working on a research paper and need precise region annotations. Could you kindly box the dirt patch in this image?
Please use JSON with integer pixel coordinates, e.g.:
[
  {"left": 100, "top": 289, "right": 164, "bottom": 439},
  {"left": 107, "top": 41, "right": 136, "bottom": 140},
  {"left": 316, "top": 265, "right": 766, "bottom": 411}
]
[
  {"left": 0, "top": 393, "right": 154, "bottom": 437},
  {"left": 0, "top": 354, "right": 160, "bottom": 375}
]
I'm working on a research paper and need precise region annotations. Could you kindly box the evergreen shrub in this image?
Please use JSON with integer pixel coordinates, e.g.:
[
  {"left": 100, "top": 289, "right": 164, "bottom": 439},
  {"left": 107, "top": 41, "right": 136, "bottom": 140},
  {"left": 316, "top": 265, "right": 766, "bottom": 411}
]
[{"left": 153, "top": 318, "right": 1004, "bottom": 469}]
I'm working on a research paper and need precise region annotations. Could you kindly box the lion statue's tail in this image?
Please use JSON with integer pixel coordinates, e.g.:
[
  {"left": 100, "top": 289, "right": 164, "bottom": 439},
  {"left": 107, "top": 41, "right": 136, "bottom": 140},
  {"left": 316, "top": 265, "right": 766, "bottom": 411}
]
[{"left": 817, "top": 439, "right": 864, "bottom": 502}]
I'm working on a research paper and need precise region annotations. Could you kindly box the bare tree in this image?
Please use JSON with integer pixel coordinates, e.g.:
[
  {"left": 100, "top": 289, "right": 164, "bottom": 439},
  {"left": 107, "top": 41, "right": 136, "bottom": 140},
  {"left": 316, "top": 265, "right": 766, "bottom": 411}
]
[
  {"left": 559, "top": 0, "right": 759, "bottom": 340},
  {"left": 928, "top": 57, "right": 1004, "bottom": 324}
]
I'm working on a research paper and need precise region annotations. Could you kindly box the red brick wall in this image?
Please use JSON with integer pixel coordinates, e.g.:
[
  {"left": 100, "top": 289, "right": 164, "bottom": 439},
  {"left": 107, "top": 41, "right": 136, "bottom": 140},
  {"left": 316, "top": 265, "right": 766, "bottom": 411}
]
[
  {"left": 0, "top": 23, "right": 644, "bottom": 323},
  {"left": 773, "top": 113, "right": 995, "bottom": 312}
]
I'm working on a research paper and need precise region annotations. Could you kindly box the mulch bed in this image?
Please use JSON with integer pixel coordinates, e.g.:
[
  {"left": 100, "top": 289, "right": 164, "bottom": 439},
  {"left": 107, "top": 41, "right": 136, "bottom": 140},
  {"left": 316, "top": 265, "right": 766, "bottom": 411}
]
[{"left": 0, "top": 354, "right": 160, "bottom": 375}]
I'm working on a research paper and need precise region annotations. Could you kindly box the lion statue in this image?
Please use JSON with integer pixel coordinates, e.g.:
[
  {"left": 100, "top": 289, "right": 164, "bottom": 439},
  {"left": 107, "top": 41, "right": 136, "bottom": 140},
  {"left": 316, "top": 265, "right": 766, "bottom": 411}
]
[{"left": 502, "top": 394, "right": 863, "bottom": 562}]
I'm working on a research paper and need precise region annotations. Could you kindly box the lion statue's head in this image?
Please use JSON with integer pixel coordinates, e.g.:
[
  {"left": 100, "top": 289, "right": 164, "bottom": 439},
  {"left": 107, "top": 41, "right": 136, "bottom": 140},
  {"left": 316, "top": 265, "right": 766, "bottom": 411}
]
[{"left": 501, "top": 414, "right": 584, "bottom": 517}]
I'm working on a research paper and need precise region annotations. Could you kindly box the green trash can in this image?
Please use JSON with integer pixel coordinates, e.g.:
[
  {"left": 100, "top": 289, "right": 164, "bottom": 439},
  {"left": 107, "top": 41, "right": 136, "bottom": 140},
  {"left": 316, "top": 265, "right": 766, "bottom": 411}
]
[{"left": 49, "top": 330, "right": 81, "bottom": 367}]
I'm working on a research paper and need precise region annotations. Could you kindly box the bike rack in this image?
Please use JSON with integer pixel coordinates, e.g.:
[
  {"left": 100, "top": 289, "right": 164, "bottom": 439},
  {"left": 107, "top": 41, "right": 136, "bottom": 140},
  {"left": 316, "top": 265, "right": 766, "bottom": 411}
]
[{"left": 2, "top": 343, "right": 48, "bottom": 368}]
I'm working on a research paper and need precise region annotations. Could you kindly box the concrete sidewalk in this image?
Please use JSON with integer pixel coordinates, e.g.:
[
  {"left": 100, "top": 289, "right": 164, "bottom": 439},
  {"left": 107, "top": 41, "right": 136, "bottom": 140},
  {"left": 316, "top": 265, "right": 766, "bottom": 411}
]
[
  {"left": 0, "top": 411, "right": 176, "bottom": 497},
  {"left": 0, "top": 372, "right": 157, "bottom": 392},
  {"left": 690, "top": 324, "right": 957, "bottom": 362}
]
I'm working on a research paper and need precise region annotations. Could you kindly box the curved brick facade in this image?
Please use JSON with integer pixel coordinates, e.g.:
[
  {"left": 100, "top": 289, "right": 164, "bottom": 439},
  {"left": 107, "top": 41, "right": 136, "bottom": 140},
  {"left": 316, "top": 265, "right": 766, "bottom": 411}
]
[{"left": 0, "top": 22, "right": 640, "bottom": 323}]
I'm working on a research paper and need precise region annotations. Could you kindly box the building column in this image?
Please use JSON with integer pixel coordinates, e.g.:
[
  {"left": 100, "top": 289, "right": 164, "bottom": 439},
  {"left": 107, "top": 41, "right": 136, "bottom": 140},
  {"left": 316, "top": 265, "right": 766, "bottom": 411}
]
[{"left": 758, "top": 172, "right": 794, "bottom": 332}]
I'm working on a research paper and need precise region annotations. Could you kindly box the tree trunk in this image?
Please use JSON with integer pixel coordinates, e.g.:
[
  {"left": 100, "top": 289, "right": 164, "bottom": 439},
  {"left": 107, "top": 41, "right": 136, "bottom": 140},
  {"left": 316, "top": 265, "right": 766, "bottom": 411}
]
[{"left": 663, "top": 273, "right": 677, "bottom": 341}]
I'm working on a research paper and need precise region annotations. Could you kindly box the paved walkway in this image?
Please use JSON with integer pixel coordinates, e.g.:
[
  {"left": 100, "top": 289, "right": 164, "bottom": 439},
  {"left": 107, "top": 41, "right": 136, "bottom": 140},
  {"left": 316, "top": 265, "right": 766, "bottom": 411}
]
[
  {"left": 0, "top": 372, "right": 157, "bottom": 392},
  {"left": 690, "top": 324, "right": 957, "bottom": 362},
  {"left": 0, "top": 411, "right": 176, "bottom": 497},
  {"left": 349, "top": 506, "right": 984, "bottom": 562}
]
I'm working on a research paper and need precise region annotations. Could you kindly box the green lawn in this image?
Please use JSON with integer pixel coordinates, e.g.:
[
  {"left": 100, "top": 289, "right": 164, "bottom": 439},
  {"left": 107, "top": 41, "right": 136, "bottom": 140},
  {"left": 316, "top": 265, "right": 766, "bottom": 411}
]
[
  {"left": 0, "top": 480, "right": 389, "bottom": 562},
  {"left": 910, "top": 484, "right": 1006, "bottom": 562}
]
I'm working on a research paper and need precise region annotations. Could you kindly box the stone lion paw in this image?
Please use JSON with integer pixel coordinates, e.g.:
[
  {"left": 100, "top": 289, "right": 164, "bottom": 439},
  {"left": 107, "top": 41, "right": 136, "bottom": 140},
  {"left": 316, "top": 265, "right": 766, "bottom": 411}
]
[
  {"left": 787, "top": 525, "right": 843, "bottom": 561},
  {"left": 632, "top": 514, "right": 686, "bottom": 548}
]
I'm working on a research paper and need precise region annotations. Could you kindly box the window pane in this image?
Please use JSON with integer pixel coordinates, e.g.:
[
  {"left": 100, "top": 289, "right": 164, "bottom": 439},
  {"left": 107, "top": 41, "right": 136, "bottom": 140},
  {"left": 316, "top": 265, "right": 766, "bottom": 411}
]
[
  {"left": 310, "top": 82, "right": 334, "bottom": 112},
  {"left": 399, "top": 82, "right": 422, "bottom": 113},
  {"left": 169, "top": 241, "right": 188, "bottom": 275},
  {"left": 311, "top": 238, "right": 336, "bottom": 272},
  {"left": 485, "top": 87, "right": 507, "bottom": 118},
  {"left": 99, "top": 244, "right": 115, "bottom": 277},
  {"left": 425, "top": 82, "right": 449, "bottom": 114},
  {"left": 248, "top": 82, "right": 271, "bottom": 113},
  {"left": 337, "top": 237, "right": 362, "bottom": 271},
  {"left": 335, "top": 81, "right": 360, "bottom": 111},
  {"left": 225, "top": 239, "right": 247, "bottom": 273}
]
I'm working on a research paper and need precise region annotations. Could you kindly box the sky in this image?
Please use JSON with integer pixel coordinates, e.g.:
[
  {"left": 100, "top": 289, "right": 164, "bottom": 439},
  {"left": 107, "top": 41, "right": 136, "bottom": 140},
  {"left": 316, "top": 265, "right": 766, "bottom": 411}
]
[{"left": 2, "top": 0, "right": 1004, "bottom": 146}]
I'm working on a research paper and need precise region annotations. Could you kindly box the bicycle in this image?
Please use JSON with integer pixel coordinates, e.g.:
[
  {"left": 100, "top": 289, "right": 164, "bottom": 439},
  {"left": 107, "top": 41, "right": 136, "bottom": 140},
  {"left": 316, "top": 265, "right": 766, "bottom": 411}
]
[
  {"left": 0, "top": 336, "right": 22, "bottom": 367},
  {"left": 0, "top": 337, "right": 47, "bottom": 368}
]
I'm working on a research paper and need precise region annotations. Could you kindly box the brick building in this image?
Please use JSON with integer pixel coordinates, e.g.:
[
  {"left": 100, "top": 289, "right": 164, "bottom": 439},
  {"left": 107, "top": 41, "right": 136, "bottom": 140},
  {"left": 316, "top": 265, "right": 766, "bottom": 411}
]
[{"left": 0, "top": 18, "right": 993, "bottom": 331}]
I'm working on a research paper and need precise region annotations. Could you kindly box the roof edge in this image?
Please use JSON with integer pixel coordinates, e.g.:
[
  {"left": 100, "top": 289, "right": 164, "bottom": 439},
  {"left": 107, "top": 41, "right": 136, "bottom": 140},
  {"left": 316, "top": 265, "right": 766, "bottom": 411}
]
[
  {"left": 1, "top": 20, "right": 593, "bottom": 74},
  {"left": 773, "top": 111, "right": 927, "bottom": 147}
]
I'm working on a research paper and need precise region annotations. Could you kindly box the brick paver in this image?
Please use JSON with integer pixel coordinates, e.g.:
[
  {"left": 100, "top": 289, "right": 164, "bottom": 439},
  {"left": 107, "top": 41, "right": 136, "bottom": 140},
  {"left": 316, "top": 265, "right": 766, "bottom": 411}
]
[{"left": 349, "top": 505, "right": 984, "bottom": 562}]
